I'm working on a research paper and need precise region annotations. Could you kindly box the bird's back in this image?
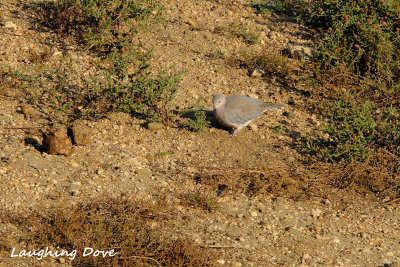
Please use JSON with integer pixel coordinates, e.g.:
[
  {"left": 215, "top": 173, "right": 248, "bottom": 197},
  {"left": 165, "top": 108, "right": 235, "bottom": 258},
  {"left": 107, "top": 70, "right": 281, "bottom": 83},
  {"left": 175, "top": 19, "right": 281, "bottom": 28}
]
[{"left": 224, "top": 95, "right": 264, "bottom": 126}]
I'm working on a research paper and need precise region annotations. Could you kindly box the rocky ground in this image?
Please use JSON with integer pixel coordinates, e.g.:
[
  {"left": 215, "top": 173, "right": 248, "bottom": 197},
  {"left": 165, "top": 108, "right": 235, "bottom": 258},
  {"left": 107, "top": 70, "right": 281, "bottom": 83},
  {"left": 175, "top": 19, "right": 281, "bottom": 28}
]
[{"left": 0, "top": 0, "right": 400, "bottom": 266}]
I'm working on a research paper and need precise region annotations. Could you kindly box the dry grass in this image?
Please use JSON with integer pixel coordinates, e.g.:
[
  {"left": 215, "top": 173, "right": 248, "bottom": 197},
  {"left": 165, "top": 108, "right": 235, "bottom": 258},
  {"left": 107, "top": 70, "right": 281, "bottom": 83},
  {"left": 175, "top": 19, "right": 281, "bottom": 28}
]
[
  {"left": 181, "top": 190, "right": 218, "bottom": 212},
  {"left": 322, "top": 150, "right": 400, "bottom": 199},
  {"left": 184, "top": 150, "right": 400, "bottom": 202},
  {"left": 0, "top": 196, "right": 215, "bottom": 266},
  {"left": 188, "top": 166, "right": 317, "bottom": 200}
]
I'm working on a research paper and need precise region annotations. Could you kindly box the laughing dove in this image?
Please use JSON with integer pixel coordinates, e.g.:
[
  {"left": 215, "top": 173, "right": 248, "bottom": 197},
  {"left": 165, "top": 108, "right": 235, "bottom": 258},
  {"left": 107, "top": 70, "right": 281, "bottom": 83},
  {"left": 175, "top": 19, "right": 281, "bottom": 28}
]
[{"left": 213, "top": 94, "right": 288, "bottom": 135}]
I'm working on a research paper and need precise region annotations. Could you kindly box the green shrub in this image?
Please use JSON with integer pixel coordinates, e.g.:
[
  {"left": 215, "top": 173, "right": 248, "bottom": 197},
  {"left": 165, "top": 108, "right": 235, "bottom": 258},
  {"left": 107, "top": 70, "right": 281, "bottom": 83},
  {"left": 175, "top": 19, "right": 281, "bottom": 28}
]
[
  {"left": 250, "top": 0, "right": 295, "bottom": 15},
  {"left": 37, "top": 0, "right": 163, "bottom": 53},
  {"left": 300, "top": 0, "right": 400, "bottom": 88},
  {"left": 29, "top": 0, "right": 182, "bottom": 123},
  {"left": 232, "top": 23, "right": 260, "bottom": 44},
  {"left": 182, "top": 98, "right": 211, "bottom": 132},
  {"left": 306, "top": 98, "right": 400, "bottom": 162}
]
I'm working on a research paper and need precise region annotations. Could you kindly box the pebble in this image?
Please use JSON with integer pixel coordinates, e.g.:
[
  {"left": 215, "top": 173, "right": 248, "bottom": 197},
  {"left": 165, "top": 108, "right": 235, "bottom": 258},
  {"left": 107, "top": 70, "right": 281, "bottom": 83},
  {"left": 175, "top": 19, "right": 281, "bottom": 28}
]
[
  {"left": 147, "top": 122, "right": 164, "bottom": 131},
  {"left": 135, "top": 168, "right": 152, "bottom": 178},
  {"left": 186, "top": 19, "right": 196, "bottom": 27},
  {"left": 19, "top": 104, "right": 31, "bottom": 116},
  {"left": 70, "top": 122, "right": 91, "bottom": 145},
  {"left": 302, "top": 254, "right": 311, "bottom": 264},
  {"left": 249, "top": 68, "right": 265, "bottom": 77},
  {"left": 216, "top": 259, "right": 225, "bottom": 265},
  {"left": 283, "top": 111, "right": 295, "bottom": 118},
  {"left": 249, "top": 124, "right": 258, "bottom": 132},
  {"left": 250, "top": 210, "right": 258, "bottom": 217},
  {"left": 312, "top": 208, "right": 322, "bottom": 219},
  {"left": 285, "top": 44, "right": 313, "bottom": 59},
  {"left": 4, "top": 21, "right": 17, "bottom": 29}
]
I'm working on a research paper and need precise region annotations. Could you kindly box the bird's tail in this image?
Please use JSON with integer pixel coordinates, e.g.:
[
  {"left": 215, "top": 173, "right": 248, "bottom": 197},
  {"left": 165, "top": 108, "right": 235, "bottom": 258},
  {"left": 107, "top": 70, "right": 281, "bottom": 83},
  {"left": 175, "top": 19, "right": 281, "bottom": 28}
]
[{"left": 261, "top": 103, "right": 288, "bottom": 112}]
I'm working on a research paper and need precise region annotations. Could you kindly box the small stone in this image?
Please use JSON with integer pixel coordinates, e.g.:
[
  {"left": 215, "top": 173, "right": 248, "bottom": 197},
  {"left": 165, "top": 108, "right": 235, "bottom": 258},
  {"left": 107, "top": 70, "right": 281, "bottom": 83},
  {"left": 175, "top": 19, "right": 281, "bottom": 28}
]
[
  {"left": 250, "top": 210, "right": 258, "bottom": 217},
  {"left": 135, "top": 168, "right": 152, "bottom": 178},
  {"left": 31, "top": 114, "right": 40, "bottom": 121},
  {"left": 58, "top": 258, "right": 66, "bottom": 264},
  {"left": 232, "top": 262, "right": 242, "bottom": 267},
  {"left": 147, "top": 122, "right": 164, "bottom": 131},
  {"left": 42, "top": 129, "right": 74, "bottom": 156},
  {"left": 312, "top": 208, "right": 322, "bottom": 219},
  {"left": 69, "top": 182, "right": 81, "bottom": 191},
  {"left": 323, "top": 259, "right": 334, "bottom": 265},
  {"left": 4, "top": 21, "right": 17, "bottom": 29},
  {"left": 249, "top": 124, "right": 258, "bottom": 132},
  {"left": 20, "top": 104, "right": 31, "bottom": 115},
  {"left": 302, "top": 254, "right": 311, "bottom": 264},
  {"left": 283, "top": 111, "right": 295, "bottom": 119},
  {"left": 186, "top": 19, "right": 196, "bottom": 27},
  {"left": 69, "top": 121, "right": 91, "bottom": 145},
  {"left": 284, "top": 44, "right": 313, "bottom": 59},
  {"left": 216, "top": 259, "right": 225, "bottom": 265},
  {"left": 249, "top": 68, "right": 265, "bottom": 77},
  {"left": 248, "top": 93, "right": 259, "bottom": 99}
]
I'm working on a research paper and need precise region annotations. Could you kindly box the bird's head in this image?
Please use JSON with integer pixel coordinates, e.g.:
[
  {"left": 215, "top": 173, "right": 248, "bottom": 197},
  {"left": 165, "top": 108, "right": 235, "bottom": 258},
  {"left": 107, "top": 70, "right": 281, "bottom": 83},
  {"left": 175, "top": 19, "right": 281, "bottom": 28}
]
[{"left": 212, "top": 94, "right": 225, "bottom": 110}]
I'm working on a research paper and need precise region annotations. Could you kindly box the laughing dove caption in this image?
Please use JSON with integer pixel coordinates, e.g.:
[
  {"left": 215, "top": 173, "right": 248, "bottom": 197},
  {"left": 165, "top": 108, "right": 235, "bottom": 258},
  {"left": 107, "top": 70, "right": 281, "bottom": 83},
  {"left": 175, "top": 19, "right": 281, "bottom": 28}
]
[{"left": 213, "top": 94, "right": 288, "bottom": 135}]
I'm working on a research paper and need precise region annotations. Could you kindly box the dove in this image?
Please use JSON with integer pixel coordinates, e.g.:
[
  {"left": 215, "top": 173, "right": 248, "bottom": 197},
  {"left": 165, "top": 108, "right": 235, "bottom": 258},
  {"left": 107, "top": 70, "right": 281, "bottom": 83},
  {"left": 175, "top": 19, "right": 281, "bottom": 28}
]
[{"left": 213, "top": 94, "right": 288, "bottom": 135}]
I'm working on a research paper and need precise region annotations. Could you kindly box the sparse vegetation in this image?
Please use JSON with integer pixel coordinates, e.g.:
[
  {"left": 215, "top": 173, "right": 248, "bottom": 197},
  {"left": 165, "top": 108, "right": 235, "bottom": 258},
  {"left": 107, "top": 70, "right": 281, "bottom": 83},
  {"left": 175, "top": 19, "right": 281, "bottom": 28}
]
[
  {"left": 182, "top": 98, "right": 211, "bottom": 132},
  {"left": 1, "top": 0, "right": 181, "bottom": 125},
  {"left": 0, "top": 197, "right": 215, "bottom": 266},
  {"left": 36, "top": 0, "right": 164, "bottom": 53},
  {"left": 248, "top": 0, "right": 400, "bottom": 197},
  {"left": 243, "top": 50, "right": 294, "bottom": 78},
  {"left": 182, "top": 190, "right": 217, "bottom": 212},
  {"left": 250, "top": 0, "right": 295, "bottom": 15},
  {"left": 304, "top": 98, "right": 400, "bottom": 162},
  {"left": 300, "top": 0, "right": 400, "bottom": 90},
  {"left": 233, "top": 23, "right": 260, "bottom": 45}
]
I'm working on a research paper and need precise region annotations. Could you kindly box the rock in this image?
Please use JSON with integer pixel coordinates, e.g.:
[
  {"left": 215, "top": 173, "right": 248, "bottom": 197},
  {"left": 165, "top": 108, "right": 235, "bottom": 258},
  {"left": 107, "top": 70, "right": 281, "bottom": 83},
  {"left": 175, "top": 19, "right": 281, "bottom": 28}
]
[
  {"left": 249, "top": 124, "right": 258, "bottom": 132},
  {"left": 283, "top": 111, "right": 295, "bottom": 119},
  {"left": 249, "top": 68, "right": 265, "bottom": 77},
  {"left": 4, "top": 21, "right": 17, "bottom": 30},
  {"left": 19, "top": 104, "right": 31, "bottom": 116},
  {"left": 135, "top": 168, "right": 152, "bottom": 178},
  {"left": 186, "top": 19, "right": 196, "bottom": 27},
  {"left": 216, "top": 259, "right": 225, "bottom": 265},
  {"left": 302, "top": 254, "right": 311, "bottom": 264},
  {"left": 69, "top": 121, "right": 91, "bottom": 145},
  {"left": 250, "top": 210, "right": 258, "bottom": 217},
  {"left": 312, "top": 208, "right": 322, "bottom": 219},
  {"left": 284, "top": 44, "right": 313, "bottom": 59},
  {"left": 42, "top": 129, "right": 74, "bottom": 156},
  {"left": 323, "top": 259, "right": 334, "bottom": 265},
  {"left": 147, "top": 122, "right": 164, "bottom": 131}
]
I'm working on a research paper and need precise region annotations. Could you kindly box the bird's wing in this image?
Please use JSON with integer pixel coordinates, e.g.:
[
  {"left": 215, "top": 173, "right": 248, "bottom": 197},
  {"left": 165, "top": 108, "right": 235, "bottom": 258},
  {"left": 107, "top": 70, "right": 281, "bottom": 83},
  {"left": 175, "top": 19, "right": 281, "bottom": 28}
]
[{"left": 225, "top": 96, "right": 262, "bottom": 125}]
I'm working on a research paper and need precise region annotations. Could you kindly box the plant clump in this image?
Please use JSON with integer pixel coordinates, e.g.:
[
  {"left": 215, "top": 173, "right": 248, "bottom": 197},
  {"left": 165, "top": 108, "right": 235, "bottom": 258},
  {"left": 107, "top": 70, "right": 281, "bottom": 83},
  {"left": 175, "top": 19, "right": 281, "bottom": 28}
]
[{"left": 28, "top": 0, "right": 182, "bottom": 124}]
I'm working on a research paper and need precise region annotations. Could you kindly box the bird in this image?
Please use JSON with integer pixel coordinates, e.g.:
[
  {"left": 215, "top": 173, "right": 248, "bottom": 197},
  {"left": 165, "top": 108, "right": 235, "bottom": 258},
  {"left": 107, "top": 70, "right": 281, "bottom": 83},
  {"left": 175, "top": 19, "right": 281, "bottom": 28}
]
[{"left": 213, "top": 94, "right": 288, "bottom": 136}]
